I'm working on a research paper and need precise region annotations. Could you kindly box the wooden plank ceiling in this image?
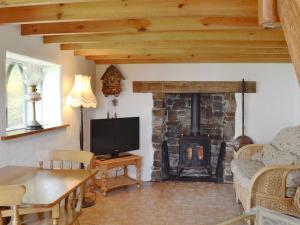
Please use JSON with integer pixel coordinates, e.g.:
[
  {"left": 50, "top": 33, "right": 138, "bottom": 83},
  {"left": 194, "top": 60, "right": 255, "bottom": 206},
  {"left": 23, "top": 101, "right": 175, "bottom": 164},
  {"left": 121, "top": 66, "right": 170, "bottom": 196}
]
[
  {"left": 0, "top": 0, "right": 291, "bottom": 64},
  {"left": 278, "top": 0, "right": 300, "bottom": 85}
]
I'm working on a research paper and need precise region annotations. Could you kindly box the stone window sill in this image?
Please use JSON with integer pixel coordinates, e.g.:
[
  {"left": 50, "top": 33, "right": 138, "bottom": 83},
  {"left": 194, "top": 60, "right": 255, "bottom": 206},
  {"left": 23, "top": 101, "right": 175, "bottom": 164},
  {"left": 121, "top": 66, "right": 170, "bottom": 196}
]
[{"left": 0, "top": 124, "right": 70, "bottom": 141}]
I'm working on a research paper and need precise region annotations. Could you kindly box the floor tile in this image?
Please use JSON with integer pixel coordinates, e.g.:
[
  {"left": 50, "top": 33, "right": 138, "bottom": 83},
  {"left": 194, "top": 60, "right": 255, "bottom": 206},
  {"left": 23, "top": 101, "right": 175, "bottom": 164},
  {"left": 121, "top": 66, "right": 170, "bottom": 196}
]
[{"left": 80, "top": 182, "right": 245, "bottom": 225}]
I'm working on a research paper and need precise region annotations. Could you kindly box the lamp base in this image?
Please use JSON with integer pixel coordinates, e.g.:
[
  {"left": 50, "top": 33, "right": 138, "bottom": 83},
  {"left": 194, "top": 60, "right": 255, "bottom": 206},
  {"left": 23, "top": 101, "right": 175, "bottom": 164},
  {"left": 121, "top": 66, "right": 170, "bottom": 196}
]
[
  {"left": 25, "top": 125, "right": 44, "bottom": 130},
  {"left": 25, "top": 120, "right": 43, "bottom": 130}
]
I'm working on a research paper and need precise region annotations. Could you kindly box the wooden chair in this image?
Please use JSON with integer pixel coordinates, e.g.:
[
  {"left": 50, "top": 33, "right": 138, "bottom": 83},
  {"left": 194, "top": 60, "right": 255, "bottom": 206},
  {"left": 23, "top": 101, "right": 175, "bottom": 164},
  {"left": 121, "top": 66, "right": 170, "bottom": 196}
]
[
  {"left": 37, "top": 149, "right": 94, "bottom": 170},
  {"left": 30, "top": 149, "right": 96, "bottom": 225},
  {"left": 0, "top": 185, "right": 25, "bottom": 225},
  {"left": 37, "top": 149, "right": 96, "bottom": 208},
  {"left": 0, "top": 185, "right": 50, "bottom": 225}
]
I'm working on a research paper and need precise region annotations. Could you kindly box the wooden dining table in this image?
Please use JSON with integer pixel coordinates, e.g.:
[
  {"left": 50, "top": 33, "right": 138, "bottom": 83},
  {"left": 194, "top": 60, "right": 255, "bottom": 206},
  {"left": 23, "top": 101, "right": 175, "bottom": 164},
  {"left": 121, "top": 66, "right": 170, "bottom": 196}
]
[{"left": 0, "top": 166, "right": 96, "bottom": 225}]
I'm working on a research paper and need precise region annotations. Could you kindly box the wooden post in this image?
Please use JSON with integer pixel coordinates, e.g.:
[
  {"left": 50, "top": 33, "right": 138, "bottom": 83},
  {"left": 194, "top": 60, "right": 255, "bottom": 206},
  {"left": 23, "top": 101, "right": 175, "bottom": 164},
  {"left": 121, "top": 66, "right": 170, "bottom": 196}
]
[
  {"left": 258, "top": 0, "right": 280, "bottom": 28},
  {"left": 278, "top": 0, "right": 300, "bottom": 85}
]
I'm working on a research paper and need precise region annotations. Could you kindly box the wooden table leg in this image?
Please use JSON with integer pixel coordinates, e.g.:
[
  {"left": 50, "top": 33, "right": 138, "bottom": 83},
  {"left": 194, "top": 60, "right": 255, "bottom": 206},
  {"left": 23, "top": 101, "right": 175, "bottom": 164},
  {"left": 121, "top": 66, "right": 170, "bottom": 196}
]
[
  {"left": 0, "top": 215, "right": 4, "bottom": 225},
  {"left": 12, "top": 206, "right": 21, "bottom": 225},
  {"left": 101, "top": 171, "right": 108, "bottom": 196},
  {"left": 124, "top": 165, "right": 128, "bottom": 177},
  {"left": 136, "top": 160, "right": 142, "bottom": 189},
  {"left": 75, "top": 185, "right": 84, "bottom": 212},
  {"left": 52, "top": 204, "right": 60, "bottom": 225}
]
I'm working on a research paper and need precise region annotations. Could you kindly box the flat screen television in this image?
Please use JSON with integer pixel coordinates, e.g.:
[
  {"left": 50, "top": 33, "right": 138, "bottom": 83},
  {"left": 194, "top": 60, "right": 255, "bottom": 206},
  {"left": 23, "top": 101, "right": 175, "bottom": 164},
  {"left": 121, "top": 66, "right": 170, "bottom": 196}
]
[{"left": 90, "top": 117, "right": 140, "bottom": 157}]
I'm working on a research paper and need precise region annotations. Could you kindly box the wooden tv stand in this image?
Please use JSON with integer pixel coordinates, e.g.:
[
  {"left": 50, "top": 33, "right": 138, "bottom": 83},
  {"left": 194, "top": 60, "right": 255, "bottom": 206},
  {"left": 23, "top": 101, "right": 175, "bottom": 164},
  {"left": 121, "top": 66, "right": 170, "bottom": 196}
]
[{"left": 92, "top": 153, "right": 142, "bottom": 196}]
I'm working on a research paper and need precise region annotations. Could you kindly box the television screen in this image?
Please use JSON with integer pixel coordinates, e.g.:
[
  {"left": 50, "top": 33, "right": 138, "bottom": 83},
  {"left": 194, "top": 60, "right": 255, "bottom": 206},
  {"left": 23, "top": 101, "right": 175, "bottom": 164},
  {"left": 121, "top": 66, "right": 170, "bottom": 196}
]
[{"left": 90, "top": 117, "right": 140, "bottom": 156}]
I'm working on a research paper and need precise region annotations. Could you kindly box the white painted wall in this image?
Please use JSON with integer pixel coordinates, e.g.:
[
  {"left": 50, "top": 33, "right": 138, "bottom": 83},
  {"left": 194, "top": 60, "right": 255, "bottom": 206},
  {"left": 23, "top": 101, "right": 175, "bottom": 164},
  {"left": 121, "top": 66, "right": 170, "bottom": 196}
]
[
  {"left": 93, "top": 64, "right": 300, "bottom": 181},
  {"left": 296, "top": 86, "right": 300, "bottom": 124},
  {"left": 0, "top": 25, "right": 299, "bottom": 181},
  {"left": 0, "top": 25, "right": 95, "bottom": 167}
]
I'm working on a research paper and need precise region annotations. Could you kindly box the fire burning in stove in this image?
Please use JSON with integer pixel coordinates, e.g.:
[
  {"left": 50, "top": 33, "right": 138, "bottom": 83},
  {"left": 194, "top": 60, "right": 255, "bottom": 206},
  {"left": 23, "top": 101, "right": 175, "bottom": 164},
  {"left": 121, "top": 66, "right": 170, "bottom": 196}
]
[
  {"left": 186, "top": 145, "right": 204, "bottom": 161},
  {"left": 186, "top": 146, "right": 193, "bottom": 160},
  {"left": 197, "top": 146, "right": 204, "bottom": 160}
]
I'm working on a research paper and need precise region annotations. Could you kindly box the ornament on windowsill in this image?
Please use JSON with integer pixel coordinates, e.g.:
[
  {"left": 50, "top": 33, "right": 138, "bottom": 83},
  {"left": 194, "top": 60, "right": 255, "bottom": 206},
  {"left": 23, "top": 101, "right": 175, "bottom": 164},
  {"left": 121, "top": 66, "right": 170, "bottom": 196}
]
[{"left": 101, "top": 65, "right": 125, "bottom": 118}]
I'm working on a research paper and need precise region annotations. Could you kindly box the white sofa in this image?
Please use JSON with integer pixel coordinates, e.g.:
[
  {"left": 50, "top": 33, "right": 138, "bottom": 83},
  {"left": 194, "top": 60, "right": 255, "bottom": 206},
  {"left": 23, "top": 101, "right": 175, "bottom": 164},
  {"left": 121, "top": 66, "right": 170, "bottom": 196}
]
[{"left": 231, "top": 125, "right": 300, "bottom": 217}]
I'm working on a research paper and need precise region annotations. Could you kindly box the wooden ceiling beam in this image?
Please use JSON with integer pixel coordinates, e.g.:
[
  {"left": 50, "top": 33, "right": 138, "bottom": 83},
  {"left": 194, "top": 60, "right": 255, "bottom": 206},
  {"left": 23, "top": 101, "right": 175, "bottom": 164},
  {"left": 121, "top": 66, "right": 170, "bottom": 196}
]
[
  {"left": 258, "top": 0, "right": 280, "bottom": 28},
  {"left": 75, "top": 48, "right": 289, "bottom": 57},
  {"left": 44, "top": 30, "right": 286, "bottom": 44},
  {"left": 61, "top": 40, "right": 288, "bottom": 50},
  {"left": 0, "top": 0, "right": 258, "bottom": 24},
  {"left": 0, "top": 0, "right": 104, "bottom": 7},
  {"left": 87, "top": 53, "right": 291, "bottom": 61},
  {"left": 21, "top": 16, "right": 259, "bottom": 36},
  {"left": 94, "top": 58, "right": 292, "bottom": 64},
  {"left": 278, "top": 0, "right": 300, "bottom": 85}
]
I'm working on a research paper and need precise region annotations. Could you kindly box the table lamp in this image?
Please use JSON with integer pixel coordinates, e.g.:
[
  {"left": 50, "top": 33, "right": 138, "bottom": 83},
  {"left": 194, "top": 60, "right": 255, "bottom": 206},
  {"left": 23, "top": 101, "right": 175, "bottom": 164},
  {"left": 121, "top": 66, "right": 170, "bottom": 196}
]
[
  {"left": 66, "top": 74, "right": 97, "bottom": 208},
  {"left": 22, "top": 66, "right": 44, "bottom": 130}
]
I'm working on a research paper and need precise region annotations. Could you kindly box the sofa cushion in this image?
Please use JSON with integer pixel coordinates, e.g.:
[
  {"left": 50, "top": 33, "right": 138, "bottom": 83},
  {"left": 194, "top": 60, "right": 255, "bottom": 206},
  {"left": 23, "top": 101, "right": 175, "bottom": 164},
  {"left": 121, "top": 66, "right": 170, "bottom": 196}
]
[
  {"left": 271, "top": 125, "right": 300, "bottom": 158},
  {"left": 231, "top": 159, "right": 264, "bottom": 188},
  {"left": 270, "top": 126, "right": 300, "bottom": 197},
  {"left": 251, "top": 149, "right": 264, "bottom": 163},
  {"left": 286, "top": 170, "right": 300, "bottom": 197},
  {"left": 262, "top": 144, "right": 299, "bottom": 166}
]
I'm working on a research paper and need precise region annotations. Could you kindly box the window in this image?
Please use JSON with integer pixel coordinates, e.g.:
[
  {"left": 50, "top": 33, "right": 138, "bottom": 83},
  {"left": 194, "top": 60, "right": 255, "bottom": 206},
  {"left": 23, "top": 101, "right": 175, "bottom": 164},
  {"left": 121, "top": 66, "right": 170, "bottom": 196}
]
[
  {"left": 6, "top": 64, "right": 25, "bottom": 129},
  {"left": 5, "top": 52, "right": 62, "bottom": 131}
]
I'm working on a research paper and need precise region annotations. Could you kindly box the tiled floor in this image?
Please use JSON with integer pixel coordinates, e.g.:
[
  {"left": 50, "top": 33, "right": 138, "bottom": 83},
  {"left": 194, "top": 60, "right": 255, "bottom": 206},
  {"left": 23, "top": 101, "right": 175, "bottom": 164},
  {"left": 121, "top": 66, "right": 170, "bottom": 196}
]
[{"left": 79, "top": 182, "right": 245, "bottom": 225}]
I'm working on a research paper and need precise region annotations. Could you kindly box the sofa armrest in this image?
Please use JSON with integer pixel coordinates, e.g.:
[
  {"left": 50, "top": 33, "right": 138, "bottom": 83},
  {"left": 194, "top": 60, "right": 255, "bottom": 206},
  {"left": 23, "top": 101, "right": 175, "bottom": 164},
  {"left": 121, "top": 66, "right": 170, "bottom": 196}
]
[
  {"left": 247, "top": 165, "right": 300, "bottom": 212},
  {"left": 294, "top": 187, "right": 300, "bottom": 211},
  {"left": 250, "top": 165, "right": 300, "bottom": 197},
  {"left": 236, "top": 144, "right": 264, "bottom": 160}
]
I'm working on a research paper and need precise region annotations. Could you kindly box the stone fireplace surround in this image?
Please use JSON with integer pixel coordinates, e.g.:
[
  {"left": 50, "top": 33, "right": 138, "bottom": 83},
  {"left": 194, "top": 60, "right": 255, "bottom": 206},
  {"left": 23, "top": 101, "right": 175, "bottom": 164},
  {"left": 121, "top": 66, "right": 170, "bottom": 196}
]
[
  {"left": 132, "top": 80, "right": 256, "bottom": 182},
  {"left": 151, "top": 93, "right": 236, "bottom": 182}
]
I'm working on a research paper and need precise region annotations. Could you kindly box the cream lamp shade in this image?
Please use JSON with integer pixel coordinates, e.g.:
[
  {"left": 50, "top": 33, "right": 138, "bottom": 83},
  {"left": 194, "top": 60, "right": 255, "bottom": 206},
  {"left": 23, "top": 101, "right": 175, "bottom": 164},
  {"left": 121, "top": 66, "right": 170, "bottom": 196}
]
[{"left": 66, "top": 74, "right": 97, "bottom": 108}]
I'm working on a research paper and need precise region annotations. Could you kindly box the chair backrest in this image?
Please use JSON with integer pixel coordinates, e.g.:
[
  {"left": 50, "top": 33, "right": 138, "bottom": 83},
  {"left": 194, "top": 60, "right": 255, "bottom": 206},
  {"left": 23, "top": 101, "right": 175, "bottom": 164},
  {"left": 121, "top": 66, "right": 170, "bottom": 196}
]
[
  {"left": 37, "top": 149, "right": 94, "bottom": 170},
  {"left": 0, "top": 185, "right": 25, "bottom": 225}
]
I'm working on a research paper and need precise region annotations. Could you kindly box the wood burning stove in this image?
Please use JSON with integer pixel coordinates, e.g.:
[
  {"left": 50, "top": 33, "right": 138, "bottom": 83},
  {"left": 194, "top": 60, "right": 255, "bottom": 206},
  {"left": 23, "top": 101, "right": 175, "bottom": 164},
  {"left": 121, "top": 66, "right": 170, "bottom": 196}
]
[
  {"left": 177, "top": 135, "right": 211, "bottom": 178},
  {"left": 177, "top": 94, "right": 212, "bottom": 179}
]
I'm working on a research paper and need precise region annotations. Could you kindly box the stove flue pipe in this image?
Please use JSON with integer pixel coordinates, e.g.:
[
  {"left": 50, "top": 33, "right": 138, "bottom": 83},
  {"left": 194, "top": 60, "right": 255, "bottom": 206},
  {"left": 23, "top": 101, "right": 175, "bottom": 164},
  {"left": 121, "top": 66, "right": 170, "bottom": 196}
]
[{"left": 191, "top": 93, "right": 201, "bottom": 136}]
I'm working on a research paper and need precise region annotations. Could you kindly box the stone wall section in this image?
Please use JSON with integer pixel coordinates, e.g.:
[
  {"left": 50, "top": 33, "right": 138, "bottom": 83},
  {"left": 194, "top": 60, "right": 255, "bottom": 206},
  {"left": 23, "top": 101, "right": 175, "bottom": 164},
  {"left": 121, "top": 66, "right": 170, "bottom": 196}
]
[
  {"left": 165, "top": 94, "right": 191, "bottom": 175},
  {"left": 151, "top": 93, "right": 166, "bottom": 181},
  {"left": 151, "top": 93, "right": 236, "bottom": 181}
]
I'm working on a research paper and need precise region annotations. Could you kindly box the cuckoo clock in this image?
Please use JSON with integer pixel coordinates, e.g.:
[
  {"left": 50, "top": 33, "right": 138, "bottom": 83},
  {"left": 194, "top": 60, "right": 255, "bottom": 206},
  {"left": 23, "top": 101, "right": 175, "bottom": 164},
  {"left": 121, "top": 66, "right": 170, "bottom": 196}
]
[{"left": 101, "top": 65, "right": 125, "bottom": 97}]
